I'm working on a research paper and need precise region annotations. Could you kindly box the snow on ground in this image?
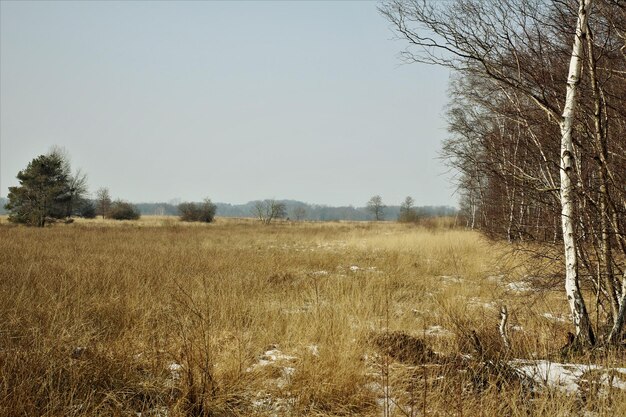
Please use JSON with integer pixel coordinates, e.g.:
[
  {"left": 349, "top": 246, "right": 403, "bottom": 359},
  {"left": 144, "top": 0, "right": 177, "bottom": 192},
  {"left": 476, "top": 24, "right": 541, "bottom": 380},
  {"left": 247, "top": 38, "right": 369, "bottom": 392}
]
[
  {"left": 249, "top": 348, "right": 297, "bottom": 369},
  {"left": 541, "top": 312, "right": 569, "bottom": 323},
  {"left": 307, "top": 345, "right": 319, "bottom": 356},
  {"left": 165, "top": 362, "right": 182, "bottom": 389},
  {"left": 438, "top": 275, "right": 464, "bottom": 283},
  {"left": 345, "top": 265, "right": 380, "bottom": 273},
  {"left": 424, "top": 325, "right": 454, "bottom": 337},
  {"left": 247, "top": 346, "right": 298, "bottom": 415},
  {"left": 510, "top": 359, "right": 626, "bottom": 394},
  {"left": 486, "top": 275, "right": 505, "bottom": 283},
  {"left": 365, "top": 381, "right": 398, "bottom": 417},
  {"left": 467, "top": 297, "right": 497, "bottom": 310},
  {"left": 135, "top": 406, "right": 169, "bottom": 417},
  {"left": 506, "top": 281, "right": 533, "bottom": 292}
]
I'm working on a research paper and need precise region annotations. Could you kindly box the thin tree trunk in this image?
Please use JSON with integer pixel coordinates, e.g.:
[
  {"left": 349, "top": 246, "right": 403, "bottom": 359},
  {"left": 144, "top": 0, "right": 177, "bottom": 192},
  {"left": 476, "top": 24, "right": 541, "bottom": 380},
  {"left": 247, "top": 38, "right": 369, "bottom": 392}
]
[
  {"left": 608, "top": 208, "right": 626, "bottom": 342},
  {"left": 586, "top": 30, "right": 619, "bottom": 323},
  {"left": 560, "top": 0, "right": 595, "bottom": 346}
]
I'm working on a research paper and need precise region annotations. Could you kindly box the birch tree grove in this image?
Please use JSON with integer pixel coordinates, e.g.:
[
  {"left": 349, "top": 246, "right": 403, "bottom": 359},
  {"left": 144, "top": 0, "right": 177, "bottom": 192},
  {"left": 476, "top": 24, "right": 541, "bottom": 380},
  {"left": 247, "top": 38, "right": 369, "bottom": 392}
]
[{"left": 381, "top": 0, "right": 626, "bottom": 348}]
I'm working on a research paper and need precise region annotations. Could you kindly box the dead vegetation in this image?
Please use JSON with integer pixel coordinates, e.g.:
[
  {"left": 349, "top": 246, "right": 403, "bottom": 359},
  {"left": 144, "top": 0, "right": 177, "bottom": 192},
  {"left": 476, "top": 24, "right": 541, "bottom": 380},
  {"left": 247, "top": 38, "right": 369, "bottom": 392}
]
[{"left": 1, "top": 216, "right": 626, "bottom": 416}]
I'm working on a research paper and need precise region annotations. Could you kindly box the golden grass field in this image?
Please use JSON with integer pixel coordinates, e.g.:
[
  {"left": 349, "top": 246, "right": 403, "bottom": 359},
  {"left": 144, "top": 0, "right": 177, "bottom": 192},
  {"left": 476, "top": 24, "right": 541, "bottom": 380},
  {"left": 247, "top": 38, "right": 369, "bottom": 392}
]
[{"left": 1, "top": 216, "right": 625, "bottom": 416}]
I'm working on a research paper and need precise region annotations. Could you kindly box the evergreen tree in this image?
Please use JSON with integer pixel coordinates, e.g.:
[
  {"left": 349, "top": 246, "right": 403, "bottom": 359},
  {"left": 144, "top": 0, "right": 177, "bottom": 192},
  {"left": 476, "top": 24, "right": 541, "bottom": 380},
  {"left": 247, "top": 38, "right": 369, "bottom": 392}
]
[
  {"left": 6, "top": 153, "right": 69, "bottom": 226},
  {"left": 5, "top": 151, "right": 87, "bottom": 226}
]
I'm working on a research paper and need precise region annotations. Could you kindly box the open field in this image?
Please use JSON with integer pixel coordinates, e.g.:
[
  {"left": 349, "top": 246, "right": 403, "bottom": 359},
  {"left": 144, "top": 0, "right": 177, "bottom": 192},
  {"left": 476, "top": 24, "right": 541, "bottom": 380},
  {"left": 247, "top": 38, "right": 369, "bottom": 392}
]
[{"left": 1, "top": 217, "right": 625, "bottom": 416}]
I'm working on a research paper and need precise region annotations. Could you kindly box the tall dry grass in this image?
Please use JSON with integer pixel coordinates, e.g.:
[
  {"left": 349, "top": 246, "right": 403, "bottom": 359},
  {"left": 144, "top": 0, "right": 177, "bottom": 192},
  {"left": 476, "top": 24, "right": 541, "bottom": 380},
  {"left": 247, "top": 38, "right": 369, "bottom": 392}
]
[{"left": 1, "top": 217, "right": 624, "bottom": 416}]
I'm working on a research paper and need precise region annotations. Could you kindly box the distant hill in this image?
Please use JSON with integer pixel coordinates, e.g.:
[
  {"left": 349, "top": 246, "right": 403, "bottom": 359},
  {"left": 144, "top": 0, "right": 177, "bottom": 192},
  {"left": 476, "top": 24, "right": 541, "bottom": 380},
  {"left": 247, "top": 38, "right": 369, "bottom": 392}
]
[{"left": 0, "top": 197, "right": 7, "bottom": 215}]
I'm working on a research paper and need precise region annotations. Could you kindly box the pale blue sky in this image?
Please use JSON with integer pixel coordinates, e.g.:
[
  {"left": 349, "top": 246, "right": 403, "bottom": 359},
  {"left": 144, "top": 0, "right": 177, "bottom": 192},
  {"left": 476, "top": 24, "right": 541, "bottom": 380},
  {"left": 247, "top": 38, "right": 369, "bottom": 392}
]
[{"left": 1, "top": 0, "right": 454, "bottom": 206}]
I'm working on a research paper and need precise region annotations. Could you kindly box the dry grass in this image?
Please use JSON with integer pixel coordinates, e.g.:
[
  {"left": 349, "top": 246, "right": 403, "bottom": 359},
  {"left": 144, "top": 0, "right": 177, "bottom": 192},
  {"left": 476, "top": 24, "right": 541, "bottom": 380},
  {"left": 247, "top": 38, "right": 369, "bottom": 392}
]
[{"left": 1, "top": 216, "right": 625, "bottom": 416}]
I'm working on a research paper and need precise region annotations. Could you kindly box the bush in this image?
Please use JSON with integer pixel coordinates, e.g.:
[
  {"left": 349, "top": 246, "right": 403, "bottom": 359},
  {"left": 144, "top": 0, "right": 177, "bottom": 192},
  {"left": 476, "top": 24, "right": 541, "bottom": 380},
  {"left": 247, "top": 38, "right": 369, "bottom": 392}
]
[
  {"left": 398, "top": 209, "right": 419, "bottom": 223},
  {"left": 178, "top": 199, "right": 216, "bottom": 223},
  {"left": 108, "top": 201, "right": 141, "bottom": 220}
]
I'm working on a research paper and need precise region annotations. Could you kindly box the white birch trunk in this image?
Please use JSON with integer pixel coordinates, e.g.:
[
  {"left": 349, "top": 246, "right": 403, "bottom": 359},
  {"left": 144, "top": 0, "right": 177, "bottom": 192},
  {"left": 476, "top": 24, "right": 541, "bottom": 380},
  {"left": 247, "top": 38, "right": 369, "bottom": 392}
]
[
  {"left": 560, "top": 0, "right": 595, "bottom": 346},
  {"left": 610, "top": 273, "right": 626, "bottom": 343},
  {"left": 499, "top": 306, "right": 511, "bottom": 350}
]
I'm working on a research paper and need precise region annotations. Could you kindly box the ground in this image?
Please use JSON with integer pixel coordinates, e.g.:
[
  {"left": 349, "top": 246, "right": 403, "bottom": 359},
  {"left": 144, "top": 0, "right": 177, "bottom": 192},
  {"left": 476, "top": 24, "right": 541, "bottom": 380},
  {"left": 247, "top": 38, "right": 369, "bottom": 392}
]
[{"left": 1, "top": 216, "right": 625, "bottom": 416}]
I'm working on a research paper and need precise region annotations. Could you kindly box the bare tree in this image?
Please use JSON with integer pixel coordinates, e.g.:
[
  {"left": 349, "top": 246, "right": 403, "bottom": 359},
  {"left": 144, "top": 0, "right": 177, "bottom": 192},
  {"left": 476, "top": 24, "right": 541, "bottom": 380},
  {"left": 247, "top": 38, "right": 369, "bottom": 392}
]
[
  {"left": 95, "top": 187, "right": 112, "bottom": 219},
  {"left": 48, "top": 147, "right": 89, "bottom": 219},
  {"left": 253, "top": 199, "right": 287, "bottom": 225},
  {"left": 292, "top": 206, "right": 307, "bottom": 221},
  {"left": 398, "top": 196, "right": 419, "bottom": 223},
  {"left": 65, "top": 168, "right": 89, "bottom": 218},
  {"left": 366, "top": 195, "right": 385, "bottom": 221}
]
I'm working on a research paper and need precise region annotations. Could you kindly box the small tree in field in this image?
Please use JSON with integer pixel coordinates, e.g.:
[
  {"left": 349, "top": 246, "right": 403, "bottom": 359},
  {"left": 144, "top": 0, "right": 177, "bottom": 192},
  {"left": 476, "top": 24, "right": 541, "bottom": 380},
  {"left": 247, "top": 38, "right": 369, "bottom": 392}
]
[
  {"left": 178, "top": 199, "right": 217, "bottom": 223},
  {"left": 253, "top": 199, "right": 287, "bottom": 224},
  {"left": 108, "top": 201, "right": 141, "bottom": 220},
  {"left": 5, "top": 150, "right": 87, "bottom": 227},
  {"left": 95, "top": 187, "right": 112, "bottom": 219},
  {"left": 292, "top": 206, "right": 307, "bottom": 221},
  {"left": 398, "top": 196, "right": 419, "bottom": 223},
  {"left": 366, "top": 195, "right": 385, "bottom": 221}
]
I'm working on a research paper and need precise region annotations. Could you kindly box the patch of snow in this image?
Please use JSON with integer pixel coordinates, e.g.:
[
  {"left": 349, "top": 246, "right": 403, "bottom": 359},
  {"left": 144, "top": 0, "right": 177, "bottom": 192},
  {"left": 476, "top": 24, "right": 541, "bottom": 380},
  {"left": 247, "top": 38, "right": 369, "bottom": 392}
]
[
  {"left": 307, "top": 345, "right": 320, "bottom": 356},
  {"left": 439, "top": 275, "right": 464, "bottom": 283},
  {"left": 349, "top": 265, "right": 360, "bottom": 272},
  {"left": 136, "top": 406, "right": 169, "bottom": 417},
  {"left": 251, "top": 393, "right": 295, "bottom": 415},
  {"left": 542, "top": 312, "right": 568, "bottom": 323},
  {"left": 247, "top": 347, "right": 299, "bottom": 414},
  {"left": 311, "top": 270, "right": 329, "bottom": 276},
  {"left": 487, "top": 275, "right": 504, "bottom": 282},
  {"left": 507, "top": 281, "right": 533, "bottom": 292},
  {"left": 275, "top": 367, "right": 296, "bottom": 388},
  {"left": 167, "top": 362, "right": 182, "bottom": 372},
  {"left": 263, "top": 349, "right": 296, "bottom": 362},
  {"left": 510, "top": 359, "right": 626, "bottom": 394},
  {"left": 468, "top": 297, "right": 497, "bottom": 310},
  {"left": 247, "top": 348, "right": 297, "bottom": 371},
  {"left": 366, "top": 382, "right": 398, "bottom": 417},
  {"left": 425, "top": 325, "right": 454, "bottom": 337},
  {"left": 167, "top": 362, "right": 182, "bottom": 381},
  {"left": 71, "top": 346, "right": 88, "bottom": 359},
  {"left": 282, "top": 366, "right": 296, "bottom": 377}
]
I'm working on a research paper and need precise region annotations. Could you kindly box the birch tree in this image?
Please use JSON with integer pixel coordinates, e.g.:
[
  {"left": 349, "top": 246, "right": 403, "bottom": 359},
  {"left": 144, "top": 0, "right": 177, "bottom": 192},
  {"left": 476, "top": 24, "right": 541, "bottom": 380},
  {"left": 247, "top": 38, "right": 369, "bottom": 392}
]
[{"left": 559, "top": 0, "right": 595, "bottom": 346}]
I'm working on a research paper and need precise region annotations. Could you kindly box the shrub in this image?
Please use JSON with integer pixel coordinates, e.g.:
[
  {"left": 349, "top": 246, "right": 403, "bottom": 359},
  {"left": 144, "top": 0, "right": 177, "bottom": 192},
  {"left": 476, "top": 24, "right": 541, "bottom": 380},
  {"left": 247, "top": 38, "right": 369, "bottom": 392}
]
[
  {"left": 178, "top": 199, "right": 216, "bottom": 223},
  {"left": 108, "top": 201, "right": 141, "bottom": 220}
]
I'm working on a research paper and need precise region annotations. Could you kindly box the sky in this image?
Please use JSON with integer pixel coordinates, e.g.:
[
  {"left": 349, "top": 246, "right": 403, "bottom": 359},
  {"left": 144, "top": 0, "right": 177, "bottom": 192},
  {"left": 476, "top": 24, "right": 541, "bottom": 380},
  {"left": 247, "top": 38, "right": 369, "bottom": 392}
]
[{"left": 0, "top": 1, "right": 454, "bottom": 207}]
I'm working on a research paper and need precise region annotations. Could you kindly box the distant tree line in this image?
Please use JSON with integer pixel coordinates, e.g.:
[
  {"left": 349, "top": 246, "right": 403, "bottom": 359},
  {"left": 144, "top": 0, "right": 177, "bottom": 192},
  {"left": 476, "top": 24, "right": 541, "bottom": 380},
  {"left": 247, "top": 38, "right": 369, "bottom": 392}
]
[
  {"left": 130, "top": 199, "right": 457, "bottom": 221},
  {"left": 2, "top": 151, "right": 456, "bottom": 226}
]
